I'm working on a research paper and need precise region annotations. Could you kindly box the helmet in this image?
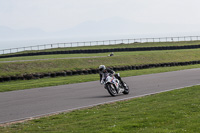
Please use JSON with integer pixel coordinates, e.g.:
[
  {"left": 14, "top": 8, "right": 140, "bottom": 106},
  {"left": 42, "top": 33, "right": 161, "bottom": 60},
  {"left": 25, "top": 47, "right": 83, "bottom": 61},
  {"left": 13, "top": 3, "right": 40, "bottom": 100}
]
[{"left": 99, "top": 65, "right": 106, "bottom": 71}]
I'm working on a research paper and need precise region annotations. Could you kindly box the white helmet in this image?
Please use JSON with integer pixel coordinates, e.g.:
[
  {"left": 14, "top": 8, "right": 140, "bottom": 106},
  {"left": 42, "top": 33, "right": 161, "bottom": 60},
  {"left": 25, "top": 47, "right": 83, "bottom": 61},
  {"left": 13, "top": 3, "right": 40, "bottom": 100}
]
[{"left": 99, "top": 65, "right": 106, "bottom": 71}]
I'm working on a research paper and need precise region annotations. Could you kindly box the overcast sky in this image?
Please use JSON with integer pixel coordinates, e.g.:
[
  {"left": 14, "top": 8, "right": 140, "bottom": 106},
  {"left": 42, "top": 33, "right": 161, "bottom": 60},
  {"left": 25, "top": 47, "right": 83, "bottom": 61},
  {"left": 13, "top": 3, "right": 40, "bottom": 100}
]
[
  {"left": 0, "top": 0, "right": 200, "bottom": 50},
  {"left": 1, "top": 0, "right": 200, "bottom": 31}
]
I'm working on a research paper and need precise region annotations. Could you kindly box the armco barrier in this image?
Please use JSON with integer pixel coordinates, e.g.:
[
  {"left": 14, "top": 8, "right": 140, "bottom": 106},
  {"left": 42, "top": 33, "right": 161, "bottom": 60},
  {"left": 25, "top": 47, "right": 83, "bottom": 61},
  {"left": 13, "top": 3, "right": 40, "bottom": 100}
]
[
  {"left": 1, "top": 44, "right": 200, "bottom": 59},
  {"left": 1, "top": 60, "right": 200, "bottom": 83}
]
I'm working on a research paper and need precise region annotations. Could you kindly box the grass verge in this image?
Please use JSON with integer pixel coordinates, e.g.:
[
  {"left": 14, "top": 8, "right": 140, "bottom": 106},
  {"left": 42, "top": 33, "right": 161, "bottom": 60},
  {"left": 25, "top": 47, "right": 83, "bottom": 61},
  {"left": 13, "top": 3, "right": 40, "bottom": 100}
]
[
  {"left": 1, "top": 84, "right": 200, "bottom": 132},
  {"left": 1, "top": 49, "right": 200, "bottom": 77},
  {"left": 1, "top": 64, "right": 200, "bottom": 92}
]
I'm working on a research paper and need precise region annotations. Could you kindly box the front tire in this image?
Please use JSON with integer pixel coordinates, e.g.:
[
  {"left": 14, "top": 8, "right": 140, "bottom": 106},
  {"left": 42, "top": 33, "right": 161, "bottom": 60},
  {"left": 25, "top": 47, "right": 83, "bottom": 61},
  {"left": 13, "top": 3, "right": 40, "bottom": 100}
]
[{"left": 106, "top": 84, "right": 118, "bottom": 96}]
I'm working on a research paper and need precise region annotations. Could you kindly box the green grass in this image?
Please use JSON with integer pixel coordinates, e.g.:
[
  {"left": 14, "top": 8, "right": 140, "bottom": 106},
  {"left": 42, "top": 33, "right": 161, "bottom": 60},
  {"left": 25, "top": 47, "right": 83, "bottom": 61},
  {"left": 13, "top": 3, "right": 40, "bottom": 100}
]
[
  {"left": 1, "top": 40, "right": 200, "bottom": 56},
  {"left": 0, "top": 53, "right": 108, "bottom": 62},
  {"left": 1, "top": 64, "right": 200, "bottom": 92},
  {"left": 1, "top": 49, "right": 200, "bottom": 77},
  {"left": 1, "top": 41, "right": 200, "bottom": 132},
  {"left": 1, "top": 85, "right": 200, "bottom": 132},
  {"left": 1, "top": 48, "right": 200, "bottom": 62}
]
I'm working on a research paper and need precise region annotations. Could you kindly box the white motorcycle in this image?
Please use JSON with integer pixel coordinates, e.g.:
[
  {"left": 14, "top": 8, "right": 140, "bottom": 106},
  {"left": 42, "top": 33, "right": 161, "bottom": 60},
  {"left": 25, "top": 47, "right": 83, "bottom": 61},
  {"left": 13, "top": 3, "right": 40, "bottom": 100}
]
[{"left": 102, "top": 73, "right": 129, "bottom": 96}]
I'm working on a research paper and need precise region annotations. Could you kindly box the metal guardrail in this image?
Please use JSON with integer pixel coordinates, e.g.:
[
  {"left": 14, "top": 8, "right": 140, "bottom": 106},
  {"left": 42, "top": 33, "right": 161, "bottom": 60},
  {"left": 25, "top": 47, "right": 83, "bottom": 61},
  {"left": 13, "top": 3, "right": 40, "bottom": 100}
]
[{"left": 0, "top": 36, "right": 199, "bottom": 55}]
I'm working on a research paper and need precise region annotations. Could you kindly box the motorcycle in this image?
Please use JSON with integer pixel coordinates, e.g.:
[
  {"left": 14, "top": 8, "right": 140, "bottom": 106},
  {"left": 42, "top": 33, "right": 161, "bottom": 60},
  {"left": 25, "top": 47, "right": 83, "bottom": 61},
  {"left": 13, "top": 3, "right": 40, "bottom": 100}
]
[{"left": 102, "top": 73, "right": 129, "bottom": 96}]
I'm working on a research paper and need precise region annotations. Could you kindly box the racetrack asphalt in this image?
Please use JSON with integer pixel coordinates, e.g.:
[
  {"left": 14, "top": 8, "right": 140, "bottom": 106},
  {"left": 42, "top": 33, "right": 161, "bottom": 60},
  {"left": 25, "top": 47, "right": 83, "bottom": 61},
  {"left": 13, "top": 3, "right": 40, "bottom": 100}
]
[{"left": 1, "top": 68, "right": 200, "bottom": 124}]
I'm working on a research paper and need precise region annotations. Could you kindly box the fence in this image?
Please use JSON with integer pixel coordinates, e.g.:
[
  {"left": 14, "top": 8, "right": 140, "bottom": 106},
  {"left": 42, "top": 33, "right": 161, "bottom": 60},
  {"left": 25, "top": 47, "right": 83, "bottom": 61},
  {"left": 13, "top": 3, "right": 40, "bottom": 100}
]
[{"left": 0, "top": 36, "right": 199, "bottom": 55}]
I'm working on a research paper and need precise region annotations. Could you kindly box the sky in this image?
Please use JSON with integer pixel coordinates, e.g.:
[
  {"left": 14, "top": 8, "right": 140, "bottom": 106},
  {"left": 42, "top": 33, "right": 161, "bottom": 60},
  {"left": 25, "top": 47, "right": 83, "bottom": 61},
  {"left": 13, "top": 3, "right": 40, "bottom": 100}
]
[{"left": 0, "top": 0, "right": 200, "bottom": 49}]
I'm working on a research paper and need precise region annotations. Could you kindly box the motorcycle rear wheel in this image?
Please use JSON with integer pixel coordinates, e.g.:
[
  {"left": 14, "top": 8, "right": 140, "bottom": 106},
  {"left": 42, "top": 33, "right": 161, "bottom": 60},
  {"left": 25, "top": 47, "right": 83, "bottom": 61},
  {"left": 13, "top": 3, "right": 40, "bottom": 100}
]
[{"left": 122, "top": 82, "right": 129, "bottom": 95}]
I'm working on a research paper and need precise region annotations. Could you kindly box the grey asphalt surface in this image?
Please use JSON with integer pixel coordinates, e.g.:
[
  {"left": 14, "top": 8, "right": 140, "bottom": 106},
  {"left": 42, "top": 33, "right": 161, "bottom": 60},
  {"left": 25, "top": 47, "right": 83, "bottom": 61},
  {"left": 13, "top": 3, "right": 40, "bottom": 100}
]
[{"left": 1, "top": 68, "right": 200, "bottom": 124}]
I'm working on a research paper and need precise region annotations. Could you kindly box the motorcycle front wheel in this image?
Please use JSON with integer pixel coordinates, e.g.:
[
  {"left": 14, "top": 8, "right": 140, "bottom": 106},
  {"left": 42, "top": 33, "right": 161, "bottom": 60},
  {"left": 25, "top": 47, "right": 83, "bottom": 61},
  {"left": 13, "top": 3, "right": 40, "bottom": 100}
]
[{"left": 106, "top": 84, "right": 118, "bottom": 96}]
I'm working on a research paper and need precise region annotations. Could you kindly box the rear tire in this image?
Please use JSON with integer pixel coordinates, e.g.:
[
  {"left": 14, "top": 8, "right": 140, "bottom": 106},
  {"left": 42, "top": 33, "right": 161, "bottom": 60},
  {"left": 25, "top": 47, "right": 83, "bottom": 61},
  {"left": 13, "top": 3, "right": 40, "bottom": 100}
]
[
  {"left": 106, "top": 84, "right": 118, "bottom": 96},
  {"left": 122, "top": 82, "right": 129, "bottom": 95}
]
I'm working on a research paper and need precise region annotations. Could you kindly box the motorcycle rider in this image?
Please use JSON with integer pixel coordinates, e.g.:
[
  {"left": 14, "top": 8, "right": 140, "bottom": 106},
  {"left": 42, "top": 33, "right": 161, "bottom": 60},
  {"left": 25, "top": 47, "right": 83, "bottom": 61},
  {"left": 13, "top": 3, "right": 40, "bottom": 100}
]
[{"left": 99, "top": 65, "right": 125, "bottom": 87}]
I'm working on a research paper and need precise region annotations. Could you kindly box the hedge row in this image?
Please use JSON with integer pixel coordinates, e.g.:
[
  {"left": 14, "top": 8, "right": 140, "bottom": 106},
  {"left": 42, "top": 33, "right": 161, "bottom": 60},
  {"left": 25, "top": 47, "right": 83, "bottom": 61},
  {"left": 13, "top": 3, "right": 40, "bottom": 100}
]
[
  {"left": 1, "top": 60, "right": 200, "bottom": 82},
  {"left": 1, "top": 44, "right": 200, "bottom": 59}
]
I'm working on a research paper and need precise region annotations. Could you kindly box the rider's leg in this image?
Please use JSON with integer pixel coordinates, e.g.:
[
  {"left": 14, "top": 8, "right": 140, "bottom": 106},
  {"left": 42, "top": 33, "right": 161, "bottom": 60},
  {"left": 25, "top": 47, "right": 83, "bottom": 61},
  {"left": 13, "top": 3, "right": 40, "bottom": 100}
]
[{"left": 114, "top": 74, "right": 125, "bottom": 87}]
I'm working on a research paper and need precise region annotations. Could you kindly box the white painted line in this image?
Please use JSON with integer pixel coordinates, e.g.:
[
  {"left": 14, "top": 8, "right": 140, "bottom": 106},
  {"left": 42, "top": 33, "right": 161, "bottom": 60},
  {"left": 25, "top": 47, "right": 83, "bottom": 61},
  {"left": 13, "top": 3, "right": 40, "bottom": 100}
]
[{"left": 1, "top": 83, "right": 200, "bottom": 124}]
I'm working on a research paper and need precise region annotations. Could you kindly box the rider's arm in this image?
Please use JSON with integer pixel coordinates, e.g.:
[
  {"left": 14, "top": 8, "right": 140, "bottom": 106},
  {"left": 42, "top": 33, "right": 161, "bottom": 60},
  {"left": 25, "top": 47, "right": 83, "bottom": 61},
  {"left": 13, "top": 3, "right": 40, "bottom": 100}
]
[
  {"left": 99, "top": 73, "right": 104, "bottom": 84},
  {"left": 99, "top": 73, "right": 102, "bottom": 82}
]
